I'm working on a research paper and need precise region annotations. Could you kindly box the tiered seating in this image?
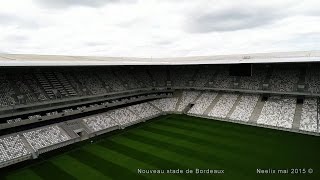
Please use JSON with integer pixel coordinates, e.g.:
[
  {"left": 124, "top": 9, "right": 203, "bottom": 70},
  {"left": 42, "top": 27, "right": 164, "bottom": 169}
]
[
  {"left": 149, "top": 68, "right": 167, "bottom": 87},
  {"left": 75, "top": 72, "right": 107, "bottom": 95},
  {"left": 128, "top": 102, "right": 160, "bottom": 118},
  {"left": 213, "top": 71, "right": 235, "bottom": 89},
  {"left": 151, "top": 98, "right": 178, "bottom": 112},
  {"left": 305, "top": 67, "right": 320, "bottom": 94},
  {"left": 177, "top": 91, "right": 200, "bottom": 112},
  {"left": 188, "top": 92, "right": 218, "bottom": 115},
  {"left": 83, "top": 114, "right": 118, "bottom": 132},
  {"left": 208, "top": 94, "right": 238, "bottom": 118},
  {"left": 15, "top": 79, "right": 38, "bottom": 104},
  {"left": 230, "top": 95, "right": 259, "bottom": 122},
  {"left": 113, "top": 69, "right": 141, "bottom": 89},
  {"left": 239, "top": 69, "right": 266, "bottom": 90},
  {"left": 107, "top": 108, "right": 140, "bottom": 126},
  {"left": 0, "top": 135, "right": 30, "bottom": 163},
  {"left": 131, "top": 69, "right": 153, "bottom": 88},
  {"left": 300, "top": 98, "right": 318, "bottom": 132},
  {"left": 269, "top": 69, "right": 299, "bottom": 92},
  {"left": 193, "top": 69, "right": 214, "bottom": 87},
  {"left": 96, "top": 70, "right": 126, "bottom": 92},
  {"left": 0, "top": 74, "right": 17, "bottom": 108},
  {"left": 257, "top": 96, "right": 296, "bottom": 129},
  {"left": 23, "top": 126, "right": 70, "bottom": 151},
  {"left": 170, "top": 68, "right": 195, "bottom": 87},
  {"left": 24, "top": 76, "right": 48, "bottom": 101},
  {"left": 54, "top": 72, "right": 78, "bottom": 96}
]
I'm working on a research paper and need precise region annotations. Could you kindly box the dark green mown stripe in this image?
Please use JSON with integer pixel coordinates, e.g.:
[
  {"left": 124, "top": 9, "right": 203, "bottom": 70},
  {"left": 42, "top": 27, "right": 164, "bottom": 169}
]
[
  {"left": 167, "top": 115, "right": 281, "bottom": 137},
  {"left": 5, "top": 169, "right": 42, "bottom": 180},
  {"left": 98, "top": 139, "right": 187, "bottom": 170},
  {"left": 98, "top": 139, "right": 203, "bottom": 180},
  {"left": 50, "top": 155, "right": 110, "bottom": 180},
  {"left": 147, "top": 120, "right": 277, "bottom": 155},
  {"left": 123, "top": 131, "right": 251, "bottom": 177},
  {"left": 157, "top": 117, "right": 276, "bottom": 143},
  {"left": 30, "top": 161, "right": 76, "bottom": 180},
  {"left": 127, "top": 128, "right": 271, "bottom": 176},
  {"left": 69, "top": 149, "right": 146, "bottom": 180},
  {"left": 83, "top": 144, "right": 183, "bottom": 180},
  {"left": 140, "top": 125, "right": 247, "bottom": 154},
  {"left": 106, "top": 138, "right": 222, "bottom": 180}
]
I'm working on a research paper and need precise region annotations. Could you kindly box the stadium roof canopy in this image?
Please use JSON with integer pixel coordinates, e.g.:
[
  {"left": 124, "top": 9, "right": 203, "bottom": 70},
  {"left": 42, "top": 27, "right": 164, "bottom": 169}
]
[{"left": 0, "top": 50, "right": 320, "bottom": 66}]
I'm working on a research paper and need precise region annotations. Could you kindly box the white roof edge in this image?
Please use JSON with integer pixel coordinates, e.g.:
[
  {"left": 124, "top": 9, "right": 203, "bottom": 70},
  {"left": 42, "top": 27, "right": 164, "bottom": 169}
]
[{"left": 0, "top": 50, "right": 320, "bottom": 66}]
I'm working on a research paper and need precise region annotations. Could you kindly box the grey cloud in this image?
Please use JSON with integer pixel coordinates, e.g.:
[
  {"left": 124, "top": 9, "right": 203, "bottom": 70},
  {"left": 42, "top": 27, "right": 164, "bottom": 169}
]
[
  {"left": 186, "top": 6, "right": 284, "bottom": 33},
  {"left": 35, "top": 0, "right": 136, "bottom": 9}
]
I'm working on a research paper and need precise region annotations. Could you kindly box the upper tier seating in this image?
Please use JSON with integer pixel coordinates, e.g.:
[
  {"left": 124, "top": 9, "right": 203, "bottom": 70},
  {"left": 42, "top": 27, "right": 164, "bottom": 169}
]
[
  {"left": 113, "top": 69, "right": 142, "bottom": 89},
  {"left": 170, "top": 68, "right": 195, "bottom": 87},
  {"left": 269, "top": 69, "right": 299, "bottom": 92},
  {"left": 239, "top": 69, "right": 266, "bottom": 90},
  {"left": 305, "top": 67, "right": 320, "bottom": 94},
  {"left": 212, "top": 71, "right": 235, "bottom": 89},
  {"left": 193, "top": 69, "right": 215, "bottom": 87},
  {"left": 148, "top": 68, "right": 167, "bottom": 87}
]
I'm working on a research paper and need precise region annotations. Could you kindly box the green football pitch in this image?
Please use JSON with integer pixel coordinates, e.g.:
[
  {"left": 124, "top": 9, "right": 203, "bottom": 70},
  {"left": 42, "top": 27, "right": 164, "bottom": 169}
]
[{"left": 1, "top": 114, "right": 319, "bottom": 180}]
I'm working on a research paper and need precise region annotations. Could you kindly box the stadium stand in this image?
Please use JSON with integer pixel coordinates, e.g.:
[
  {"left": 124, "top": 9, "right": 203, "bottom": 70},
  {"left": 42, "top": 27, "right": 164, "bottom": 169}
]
[
  {"left": 1, "top": 62, "right": 320, "bottom": 168},
  {"left": 0, "top": 135, "right": 30, "bottom": 163},
  {"left": 176, "top": 91, "right": 201, "bottom": 112},
  {"left": 230, "top": 94, "right": 260, "bottom": 122},
  {"left": 148, "top": 67, "right": 167, "bottom": 87},
  {"left": 188, "top": 92, "right": 218, "bottom": 115},
  {"left": 170, "top": 67, "right": 195, "bottom": 87},
  {"left": 127, "top": 102, "right": 161, "bottom": 119},
  {"left": 212, "top": 69, "right": 235, "bottom": 89},
  {"left": 193, "top": 68, "right": 215, "bottom": 87},
  {"left": 269, "top": 68, "right": 300, "bottom": 92},
  {"left": 257, "top": 96, "right": 296, "bottom": 129},
  {"left": 23, "top": 126, "right": 71, "bottom": 151},
  {"left": 107, "top": 108, "right": 140, "bottom": 127},
  {"left": 239, "top": 69, "right": 266, "bottom": 90},
  {"left": 151, "top": 98, "right": 178, "bottom": 112},
  {"left": 305, "top": 67, "right": 320, "bottom": 94},
  {"left": 300, "top": 98, "right": 318, "bottom": 132},
  {"left": 83, "top": 114, "right": 118, "bottom": 132},
  {"left": 208, "top": 93, "right": 239, "bottom": 118}
]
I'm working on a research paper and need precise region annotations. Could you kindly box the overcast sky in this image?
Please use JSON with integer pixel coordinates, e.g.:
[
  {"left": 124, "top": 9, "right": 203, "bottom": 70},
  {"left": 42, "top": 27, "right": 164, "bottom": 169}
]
[{"left": 0, "top": 0, "right": 319, "bottom": 57}]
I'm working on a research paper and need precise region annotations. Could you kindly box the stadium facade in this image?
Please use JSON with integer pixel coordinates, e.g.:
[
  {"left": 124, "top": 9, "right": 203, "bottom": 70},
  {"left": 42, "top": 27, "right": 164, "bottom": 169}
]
[{"left": 0, "top": 50, "right": 320, "bottom": 168}]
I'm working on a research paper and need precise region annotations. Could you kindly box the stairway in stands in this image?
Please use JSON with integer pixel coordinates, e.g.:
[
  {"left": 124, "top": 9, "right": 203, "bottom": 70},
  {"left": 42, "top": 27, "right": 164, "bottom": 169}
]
[
  {"left": 174, "top": 91, "right": 183, "bottom": 111},
  {"left": 203, "top": 93, "right": 222, "bottom": 116},
  {"left": 248, "top": 96, "right": 265, "bottom": 123},
  {"left": 292, "top": 103, "right": 303, "bottom": 130},
  {"left": 19, "top": 133, "right": 37, "bottom": 158},
  {"left": 226, "top": 94, "right": 242, "bottom": 118},
  {"left": 54, "top": 72, "right": 78, "bottom": 96}
]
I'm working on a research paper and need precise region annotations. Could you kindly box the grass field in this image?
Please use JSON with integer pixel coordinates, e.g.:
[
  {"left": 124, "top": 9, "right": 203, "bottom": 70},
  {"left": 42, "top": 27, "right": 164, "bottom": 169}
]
[{"left": 1, "top": 114, "right": 319, "bottom": 180}]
